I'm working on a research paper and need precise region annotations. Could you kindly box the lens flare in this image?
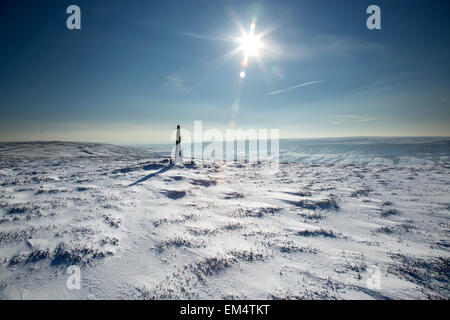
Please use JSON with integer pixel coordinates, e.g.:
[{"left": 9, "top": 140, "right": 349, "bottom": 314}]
[
  {"left": 241, "top": 57, "right": 249, "bottom": 67},
  {"left": 271, "top": 65, "right": 283, "bottom": 78},
  {"left": 240, "top": 71, "right": 246, "bottom": 79}
]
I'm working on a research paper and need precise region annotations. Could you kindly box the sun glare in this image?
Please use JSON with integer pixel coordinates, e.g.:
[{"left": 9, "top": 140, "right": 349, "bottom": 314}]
[
  {"left": 228, "top": 20, "right": 275, "bottom": 79},
  {"left": 239, "top": 33, "right": 262, "bottom": 57}
]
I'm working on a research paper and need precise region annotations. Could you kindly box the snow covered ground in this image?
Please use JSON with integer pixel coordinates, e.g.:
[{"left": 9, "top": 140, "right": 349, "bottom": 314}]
[{"left": 0, "top": 141, "right": 448, "bottom": 299}]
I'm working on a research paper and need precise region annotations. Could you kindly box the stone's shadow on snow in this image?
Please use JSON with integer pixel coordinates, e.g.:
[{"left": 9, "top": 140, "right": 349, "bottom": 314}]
[
  {"left": 129, "top": 164, "right": 174, "bottom": 187},
  {"left": 351, "top": 285, "right": 393, "bottom": 300}
]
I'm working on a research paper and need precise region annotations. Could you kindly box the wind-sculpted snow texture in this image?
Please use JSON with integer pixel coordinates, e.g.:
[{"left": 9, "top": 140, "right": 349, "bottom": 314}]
[{"left": 0, "top": 141, "right": 448, "bottom": 299}]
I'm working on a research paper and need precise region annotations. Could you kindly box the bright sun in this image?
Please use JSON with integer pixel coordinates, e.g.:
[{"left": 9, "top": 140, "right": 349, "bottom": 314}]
[
  {"left": 232, "top": 21, "right": 271, "bottom": 74},
  {"left": 239, "top": 33, "right": 261, "bottom": 57}
]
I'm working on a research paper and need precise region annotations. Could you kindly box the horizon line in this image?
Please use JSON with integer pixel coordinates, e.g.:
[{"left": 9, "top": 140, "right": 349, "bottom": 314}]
[{"left": 1, "top": 135, "right": 449, "bottom": 146}]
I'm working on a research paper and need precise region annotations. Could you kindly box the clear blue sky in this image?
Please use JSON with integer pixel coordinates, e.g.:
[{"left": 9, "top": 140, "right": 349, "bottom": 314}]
[{"left": 0, "top": 0, "right": 449, "bottom": 143}]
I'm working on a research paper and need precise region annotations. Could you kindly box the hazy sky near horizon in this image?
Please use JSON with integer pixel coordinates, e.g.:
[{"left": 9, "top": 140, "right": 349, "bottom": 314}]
[{"left": 0, "top": 0, "right": 449, "bottom": 143}]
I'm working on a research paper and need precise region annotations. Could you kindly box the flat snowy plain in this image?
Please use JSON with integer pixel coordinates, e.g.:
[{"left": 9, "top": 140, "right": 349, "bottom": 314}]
[{"left": 0, "top": 140, "right": 448, "bottom": 299}]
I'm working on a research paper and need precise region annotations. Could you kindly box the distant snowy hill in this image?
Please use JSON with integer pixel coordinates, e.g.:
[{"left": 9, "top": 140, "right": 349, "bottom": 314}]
[
  {"left": 0, "top": 141, "right": 153, "bottom": 160},
  {"left": 278, "top": 137, "right": 450, "bottom": 165},
  {"left": 0, "top": 141, "right": 448, "bottom": 299}
]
